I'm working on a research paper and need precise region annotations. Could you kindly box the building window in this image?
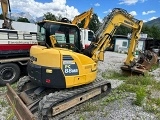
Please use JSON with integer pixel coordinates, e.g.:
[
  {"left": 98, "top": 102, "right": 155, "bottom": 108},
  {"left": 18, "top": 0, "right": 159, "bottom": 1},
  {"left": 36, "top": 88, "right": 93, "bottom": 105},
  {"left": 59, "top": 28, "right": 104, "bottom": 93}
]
[{"left": 122, "top": 41, "right": 127, "bottom": 47}]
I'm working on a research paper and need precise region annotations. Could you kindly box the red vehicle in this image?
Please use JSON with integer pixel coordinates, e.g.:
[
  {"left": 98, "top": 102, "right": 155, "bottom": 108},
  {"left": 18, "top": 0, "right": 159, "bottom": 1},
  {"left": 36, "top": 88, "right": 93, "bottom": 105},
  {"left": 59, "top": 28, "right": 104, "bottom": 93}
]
[
  {"left": 0, "top": 29, "right": 38, "bottom": 86},
  {"left": 0, "top": 0, "right": 38, "bottom": 86}
]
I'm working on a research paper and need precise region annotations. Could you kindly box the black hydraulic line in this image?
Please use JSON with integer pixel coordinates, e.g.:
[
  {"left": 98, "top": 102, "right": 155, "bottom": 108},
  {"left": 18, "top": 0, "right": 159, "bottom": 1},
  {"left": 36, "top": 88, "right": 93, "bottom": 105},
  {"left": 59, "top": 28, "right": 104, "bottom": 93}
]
[{"left": 7, "top": 0, "right": 11, "bottom": 12}]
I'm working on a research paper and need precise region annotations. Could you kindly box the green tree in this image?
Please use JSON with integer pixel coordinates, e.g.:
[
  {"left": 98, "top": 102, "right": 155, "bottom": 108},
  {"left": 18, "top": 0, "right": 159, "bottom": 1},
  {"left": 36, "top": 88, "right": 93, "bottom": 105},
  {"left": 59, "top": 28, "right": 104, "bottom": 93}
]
[
  {"left": 43, "top": 12, "right": 57, "bottom": 21},
  {"left": 150, "top": 25, "right": 160, "bottom": 39},
  {"left": 141, "top": 25, "right": 160, "bottom": 39},
  {"left": 77, "top": 19, "right": 85, "bottom": 28},
  {"left": 56, "top": 14, "right": 63, "bottom": 21},
  {"left": 88, "top": 13, "right": 101, "bottom": 33},
  {"left": 0, "top": 14, "right": 3, "bottom": 19},
  {"left": 17, "top": 17, "right": 30, "bottom": 23},
  {"left": 141, "top": 25, "right": 152, "bottom": 37},
  {"left": 115, "top": 25, "right": 131, "bottom": 35},
  {"left": 76, "top": 13, "right": 100, "bottom": 33}
]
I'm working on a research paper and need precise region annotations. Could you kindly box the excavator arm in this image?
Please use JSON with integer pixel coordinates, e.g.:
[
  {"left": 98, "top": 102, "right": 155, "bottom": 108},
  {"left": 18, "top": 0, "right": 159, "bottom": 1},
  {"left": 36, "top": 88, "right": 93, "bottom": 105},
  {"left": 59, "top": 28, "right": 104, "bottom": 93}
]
[
  {"left": 0, "top": 0, "right": 13, "bottom": 29},
  {"left": 83, "top": 8, "right": 157, "bottom": 74},
  {"left": 84, "top": 8, "right": 143, "bottom": 61},
  {"left": 72, "top": 8, "right": 93, "bottom": 29}
]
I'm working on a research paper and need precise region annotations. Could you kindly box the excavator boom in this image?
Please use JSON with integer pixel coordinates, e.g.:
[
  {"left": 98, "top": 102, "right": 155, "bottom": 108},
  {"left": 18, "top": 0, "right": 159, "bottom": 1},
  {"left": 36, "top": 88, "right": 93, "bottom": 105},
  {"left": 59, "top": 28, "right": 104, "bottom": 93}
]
[
  {"left": 72, "top": 8, "right": 93, "bottom": 29},
  {"left": 84, "top": 8, "right": 143, "bottom": 62},
  {"left": 83, "top": 8, "right": 157, "bottom": 74}
]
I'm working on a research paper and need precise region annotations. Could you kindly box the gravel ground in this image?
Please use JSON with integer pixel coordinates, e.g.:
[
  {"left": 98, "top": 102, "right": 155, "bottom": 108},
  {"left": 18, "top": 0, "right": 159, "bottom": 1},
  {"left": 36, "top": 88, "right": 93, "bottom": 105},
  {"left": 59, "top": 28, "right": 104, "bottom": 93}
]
[
  {"left": 97, "top": 51, "right": 126, "bottom": 89},
  {"left": 64, "top": 93, "right": 157, "bottom": 120},
  {"left": 0, "top": 51, "right": 159, "bottom": 120}
]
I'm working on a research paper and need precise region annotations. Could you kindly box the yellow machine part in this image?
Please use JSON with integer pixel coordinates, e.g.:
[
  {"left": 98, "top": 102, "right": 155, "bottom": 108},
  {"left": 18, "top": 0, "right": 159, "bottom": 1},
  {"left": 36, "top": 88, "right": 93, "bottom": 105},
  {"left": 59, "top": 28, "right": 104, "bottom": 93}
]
[{"left": 30, "top": 45, "right": 97, "bottom": 88}]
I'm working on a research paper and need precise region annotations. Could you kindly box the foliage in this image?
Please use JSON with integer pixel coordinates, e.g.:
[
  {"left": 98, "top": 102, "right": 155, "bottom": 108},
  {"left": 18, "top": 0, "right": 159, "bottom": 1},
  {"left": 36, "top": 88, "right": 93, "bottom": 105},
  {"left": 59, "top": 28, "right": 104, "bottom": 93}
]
[
  {"left": 77, "top": 13, "right": 101, "bottom": 32},
  {"left": 115, "top": 25, "right": 131, "bottom": 35},
  {"left": 125, "top": 75, "right": 152, "bottom": 86},
  {"left": 77, "top": 19, "right": 85, "bottom": 28},
  {"left": 142, "top": 24, "right": 160, "bottom": 39},
  {"left": 102, "top": 69, "right": 160, "bottom": 117},
  {"left": 17, "top": 17, "right": 30, "bottom": 23},
  {"left": 56, "top": 14, "right": 63, "bottom": 21},
  {"left": 0, "top": 14, "right": 3, "bottom": 19},
  {"left": 78, "top": 101, "right": 98, "bottom": 112},
  {"left": 101, "top": 90, "right": 126, "bottom": 105},
  {"left": 43, "top": 12, "right": 57, "bottom": 21},
  {"left": 150, "top": 25, "right": 160, "bottom": 39},
  {"left": 113, "top": 17, "right": 160, "bottom": 39},
  {"left": 152, "top": 81, "right": 160, "bottom": 90},
  {"left": 102, "top": 70, "right": 128, "bottom": 80},
  {"left": 88, "top": 13, "right": 101, "bottom": 33},
  {"left": 134, "top": 87, "right": 147, "bottom": 106}
]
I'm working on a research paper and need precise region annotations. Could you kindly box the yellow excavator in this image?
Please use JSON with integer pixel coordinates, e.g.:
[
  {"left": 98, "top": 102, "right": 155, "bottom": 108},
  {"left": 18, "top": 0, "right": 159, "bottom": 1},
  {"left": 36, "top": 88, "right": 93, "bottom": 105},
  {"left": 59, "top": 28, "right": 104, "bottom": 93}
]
[
  {"left": 71, "top": 8, "right": 94, "bottom": 49},
  {"left": 0, "top": 0, "right": 14, "bottom": 29},
  {"left": 6, "top": 8, "right": 157, "bottom": 120},
  {"left": 72, "top": 8, "right": 93, "bottom": 29}
]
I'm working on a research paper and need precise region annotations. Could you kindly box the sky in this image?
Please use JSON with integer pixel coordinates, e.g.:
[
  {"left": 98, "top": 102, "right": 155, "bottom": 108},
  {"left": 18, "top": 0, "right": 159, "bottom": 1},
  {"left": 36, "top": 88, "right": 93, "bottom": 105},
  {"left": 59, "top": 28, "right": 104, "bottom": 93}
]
[{"left": 4, "top": 0, "right": 160, "bottom": 22}]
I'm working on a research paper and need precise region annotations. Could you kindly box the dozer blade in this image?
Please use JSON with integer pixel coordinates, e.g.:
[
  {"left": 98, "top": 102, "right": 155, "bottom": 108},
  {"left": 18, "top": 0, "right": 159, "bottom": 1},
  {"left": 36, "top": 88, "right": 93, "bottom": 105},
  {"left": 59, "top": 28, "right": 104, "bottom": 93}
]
[
  {"left": 6, "top": 83, "right": 37, "bottom": 120},
  {"left": 121, "top": 50, "right": 158, "bottom": 75}
]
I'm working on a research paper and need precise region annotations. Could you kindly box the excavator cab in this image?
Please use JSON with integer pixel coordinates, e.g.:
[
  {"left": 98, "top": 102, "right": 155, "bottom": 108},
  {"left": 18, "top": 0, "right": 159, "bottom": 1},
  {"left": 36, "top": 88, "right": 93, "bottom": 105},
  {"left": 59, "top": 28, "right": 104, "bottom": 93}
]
[{"left": 37, "top": 20, "right": 83, "bottom": 52}]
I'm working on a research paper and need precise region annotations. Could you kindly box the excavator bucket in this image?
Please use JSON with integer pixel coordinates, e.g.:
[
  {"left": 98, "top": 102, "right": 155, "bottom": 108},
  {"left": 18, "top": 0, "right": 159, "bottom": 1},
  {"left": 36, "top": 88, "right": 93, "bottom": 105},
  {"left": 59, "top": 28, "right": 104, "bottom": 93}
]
[
  {"left": 121, "top": 50, "right": 158, "bottom": 75},
  {"left": 6, "top": 83, "right": 37, "bottom": 120},
  {"left": 136, "top": 50, "right": 158, "bottom": 69}
]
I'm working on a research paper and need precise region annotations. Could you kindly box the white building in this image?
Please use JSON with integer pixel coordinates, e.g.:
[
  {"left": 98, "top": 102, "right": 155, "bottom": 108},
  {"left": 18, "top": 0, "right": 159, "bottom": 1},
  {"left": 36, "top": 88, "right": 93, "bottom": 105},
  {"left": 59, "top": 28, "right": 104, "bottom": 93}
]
[
  {"left": 111, "top": 34, "right": 148, "bottom": 54},
  {"left": 113, "top": 35, "right": 129, "bottom": 53}
]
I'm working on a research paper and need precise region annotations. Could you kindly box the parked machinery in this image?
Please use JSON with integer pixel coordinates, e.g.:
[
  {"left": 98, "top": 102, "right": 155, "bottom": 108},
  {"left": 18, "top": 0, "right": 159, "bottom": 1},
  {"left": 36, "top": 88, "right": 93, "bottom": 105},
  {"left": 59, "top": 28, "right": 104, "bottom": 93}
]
[
  {"left": 0, "top": 0, "right": 38, "bottom": 86},
  {"left": 72, "top": 8, "right": 93, "bottom": 29},
  {"left": 72, "top": 8, "right": 94, "bottom": 49},
  {"left": 6, "top": 8, "right": 157, "bottom": 120}
]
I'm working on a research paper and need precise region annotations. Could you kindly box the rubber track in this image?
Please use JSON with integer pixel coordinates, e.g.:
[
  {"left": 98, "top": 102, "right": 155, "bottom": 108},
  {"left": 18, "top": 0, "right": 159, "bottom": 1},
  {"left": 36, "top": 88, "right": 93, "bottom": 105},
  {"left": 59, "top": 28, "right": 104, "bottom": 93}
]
[
  {"left": 38, "top": 79, "right": 111, "bottom": 120},
  {"left": 17, "top": 76, "right": 30, "bottom": 92}
]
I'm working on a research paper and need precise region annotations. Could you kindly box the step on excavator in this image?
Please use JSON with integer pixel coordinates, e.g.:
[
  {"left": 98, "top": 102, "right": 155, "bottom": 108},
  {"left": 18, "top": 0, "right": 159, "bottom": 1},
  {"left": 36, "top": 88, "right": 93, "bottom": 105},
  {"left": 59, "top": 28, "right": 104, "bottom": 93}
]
[{"left": 6, "top": 8, "right": 157, "bottom": 120}]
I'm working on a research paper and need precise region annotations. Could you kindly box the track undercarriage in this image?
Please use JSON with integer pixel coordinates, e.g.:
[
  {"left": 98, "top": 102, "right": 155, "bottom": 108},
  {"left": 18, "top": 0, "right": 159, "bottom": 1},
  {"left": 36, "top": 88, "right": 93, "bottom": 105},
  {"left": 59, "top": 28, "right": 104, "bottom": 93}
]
[{"left": 6, "top": 77, "right": 111, "bottom": 120}]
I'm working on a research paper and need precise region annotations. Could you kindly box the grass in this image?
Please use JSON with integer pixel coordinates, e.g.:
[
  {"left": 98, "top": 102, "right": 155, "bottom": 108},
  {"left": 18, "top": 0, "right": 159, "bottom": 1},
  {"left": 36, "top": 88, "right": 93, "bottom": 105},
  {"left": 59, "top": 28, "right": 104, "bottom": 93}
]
[
  {"left": 0, "top": 98, "right": 8, "bottom": 107},
  {"left": 5, "top": 107, "right": 15, "bottom": 120},
  {"left": 150, "top": 63, "right": 160, "bottom": 71},
  {"left": 102, "top": 70, "right": 128, "bottom": 80},
  {"left": 0, "top": 82, "right": 17, "bottom": 94},
  {"left": 79, "top": 115, "right": 86, "bottom": 120},
  {"left": 0, "top": 82, "right": 18, "bottom": 120},
  {"left": 0, "top": 86, "right": 7, "bottom": 93},
  {"left": 101, "top": 69, "right": 160, "bottom": 117},
  {"left": 151, "top": 81, "right": 160, "bottom": 90},
  {"left": 150, "top": 98, "right": 160, "bottom": 106},
  {"left": 134, "top": 87, "right": 147, "bottom": 106},
  {"left": 78, "top": 101, "right": 98, "bottom": 113},
  {"left": 125, "top": 75, "right": 153, "bottom": 86},
  {"left": 101, "top": 90, "right": 126, "bottom": 106}
]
